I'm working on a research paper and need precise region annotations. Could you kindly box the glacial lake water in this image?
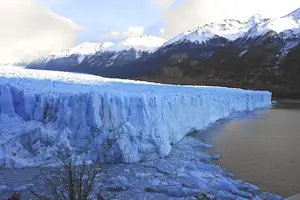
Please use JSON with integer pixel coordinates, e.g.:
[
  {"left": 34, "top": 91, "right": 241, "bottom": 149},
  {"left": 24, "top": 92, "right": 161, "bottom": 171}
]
[{"left": 192, "top": 99, "right": 300, "bottom": 197}]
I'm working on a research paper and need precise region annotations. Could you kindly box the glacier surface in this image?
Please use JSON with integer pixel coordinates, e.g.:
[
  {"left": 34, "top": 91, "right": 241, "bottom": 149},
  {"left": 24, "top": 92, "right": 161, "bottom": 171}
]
[{"left": 0, "top": 66, "right": 271, "bottom": 167}]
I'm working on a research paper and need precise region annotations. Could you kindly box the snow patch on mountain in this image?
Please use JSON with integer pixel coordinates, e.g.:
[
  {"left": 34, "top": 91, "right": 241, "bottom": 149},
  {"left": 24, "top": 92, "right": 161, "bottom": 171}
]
[
  {"left": 0, "top": 66, "right": 271, "bottom": 167},
  {"left": 247, "top": 14, "right": 268, "bottom": 26},
  {"left": 239, "top": 50, "right": 248, "bottom": 57},
  {"left": 284, "top": 8, "right": 300, "bottom": 20}
]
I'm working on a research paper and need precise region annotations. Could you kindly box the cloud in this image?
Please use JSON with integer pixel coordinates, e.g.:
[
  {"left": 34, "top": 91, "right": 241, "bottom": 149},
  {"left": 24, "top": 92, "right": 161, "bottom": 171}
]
[
  {"left": 111, "top": 31, "right": 121, "bottom": 36},
  {"left": 123, "top": 26, "right": 145, "bottom": 37},
  {"left": 0, "top": 0, "right": 82, "bottom": 63},
  {"left": 151, "top": 0, "right": 175, "bottom": 10},
  {"left": 100, "top": 31, "right": 121, "bottom": 39},
  {"left": 160, "top": 0, "right": 300, "bottom": 37},
  {"left": 101, "top": 26, "right": 145, "bottom": 41}
]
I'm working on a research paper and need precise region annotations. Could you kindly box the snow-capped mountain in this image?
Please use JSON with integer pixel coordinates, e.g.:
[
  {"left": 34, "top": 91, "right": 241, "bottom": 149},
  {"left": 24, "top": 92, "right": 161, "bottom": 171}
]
[
  {"left": 27, "top": 35, "right": 166, "bottom": 72},
  {"left": 75, "top": 35, "right": 166, "bottom": 73},
  {"left": 1, "top": 43, "right": 113, "bottom": 67},
  {"left": 46, "top": 41, "right": 114, "bottom": 64},
  {"left": 27, "top": 42, "right": 115, "bottom": 71},
  {"left": 162, "top": 15, "right": 268, "bottom": 47},
  {"left": 247, "top": 8, "right": 300, "bottom": 38},
  {"left": 50, "top": 42, "right": 114, "bottom": 58}
]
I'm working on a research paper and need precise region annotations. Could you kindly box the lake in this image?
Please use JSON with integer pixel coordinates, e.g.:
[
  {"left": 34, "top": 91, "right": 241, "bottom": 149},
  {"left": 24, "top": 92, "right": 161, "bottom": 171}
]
[{"left": 192, "top": 99, "right": 300, "bottom": 197}]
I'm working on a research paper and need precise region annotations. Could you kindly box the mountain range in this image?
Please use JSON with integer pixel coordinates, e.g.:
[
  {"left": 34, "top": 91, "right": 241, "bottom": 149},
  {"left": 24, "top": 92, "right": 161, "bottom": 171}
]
[
  {"left": 27, "top": 8, "right": 300, "bottom": 98},
  {"left": 27, "top": 35, "right": 166, "bottom": 72}
]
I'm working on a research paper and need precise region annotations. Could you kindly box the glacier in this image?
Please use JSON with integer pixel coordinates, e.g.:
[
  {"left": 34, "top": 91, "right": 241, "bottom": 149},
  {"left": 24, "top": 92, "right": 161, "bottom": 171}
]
[{"left": 0, "top": 66, "right": 271, "bottom": 167}]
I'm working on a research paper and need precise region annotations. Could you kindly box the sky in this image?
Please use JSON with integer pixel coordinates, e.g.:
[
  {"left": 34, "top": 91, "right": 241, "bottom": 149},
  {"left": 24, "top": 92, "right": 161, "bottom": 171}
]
[{"left": 0, "top": 0, "right": 299, "bottom": 63}]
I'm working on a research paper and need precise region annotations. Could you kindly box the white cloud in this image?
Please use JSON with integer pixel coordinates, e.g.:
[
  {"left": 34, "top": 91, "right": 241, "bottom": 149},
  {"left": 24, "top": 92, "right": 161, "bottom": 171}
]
[
  {"left": 123, "top": 27, "right": 145, "bottom": 37},
  {"left": 101, "top": 26, "right": 145, "bottom": 40},
  {"left": 151, "top": 0, "right": 175, "bottom": 10},
  {"left": 160, "top": 0, "right": 300, "bottom": 37},
  {"left": 0, "top": 0, "right": 82, "bottom": 63},
  {"left": 100, "top": 31, "right": 121, "bottom": 39},
  {"left": 111, "top": 31, "right": 121, "bottom": 36}
]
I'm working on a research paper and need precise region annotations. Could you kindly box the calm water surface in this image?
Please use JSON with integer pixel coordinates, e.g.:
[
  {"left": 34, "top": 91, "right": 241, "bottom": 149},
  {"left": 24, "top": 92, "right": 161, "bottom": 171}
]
[{"left": 192, "top": 99, "right": 300, "bottom": 197}]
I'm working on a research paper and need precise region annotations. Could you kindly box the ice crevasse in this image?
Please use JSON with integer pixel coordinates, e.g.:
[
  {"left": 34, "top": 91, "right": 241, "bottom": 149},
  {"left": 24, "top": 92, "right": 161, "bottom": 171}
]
[{"left": 0, "top": 67, "right": 272, "bottom": 167}]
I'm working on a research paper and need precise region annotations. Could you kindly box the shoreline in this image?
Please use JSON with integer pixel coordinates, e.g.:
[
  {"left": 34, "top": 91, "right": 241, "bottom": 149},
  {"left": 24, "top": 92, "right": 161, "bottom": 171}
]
[
  {"left": 0, "top": 136, "right": 283, "bottom": 200},
  {"left": 191, "top": 103, "right": 300, "bottom": 198}
]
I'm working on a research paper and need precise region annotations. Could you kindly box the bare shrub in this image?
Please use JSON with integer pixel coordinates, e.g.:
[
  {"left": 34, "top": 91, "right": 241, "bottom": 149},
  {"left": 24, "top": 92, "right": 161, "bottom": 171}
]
[
  {"left": 29, "top": 158, "right": 103, "bottom": 200},
  {"left": 7, "top": 192, "right": 21, "bottom": 200}
]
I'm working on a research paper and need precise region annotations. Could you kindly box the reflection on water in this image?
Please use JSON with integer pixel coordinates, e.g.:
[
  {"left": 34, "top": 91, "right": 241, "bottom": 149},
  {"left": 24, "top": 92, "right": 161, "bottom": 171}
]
[{"left": 192, "top": 99, "right": 300, "bottom": 197}]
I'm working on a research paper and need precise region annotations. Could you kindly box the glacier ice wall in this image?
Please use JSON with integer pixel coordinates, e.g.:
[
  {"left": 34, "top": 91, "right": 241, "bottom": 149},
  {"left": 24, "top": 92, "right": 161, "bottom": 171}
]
[{"left": 0, "top": 67, "right": 272, "bottom": 167}]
